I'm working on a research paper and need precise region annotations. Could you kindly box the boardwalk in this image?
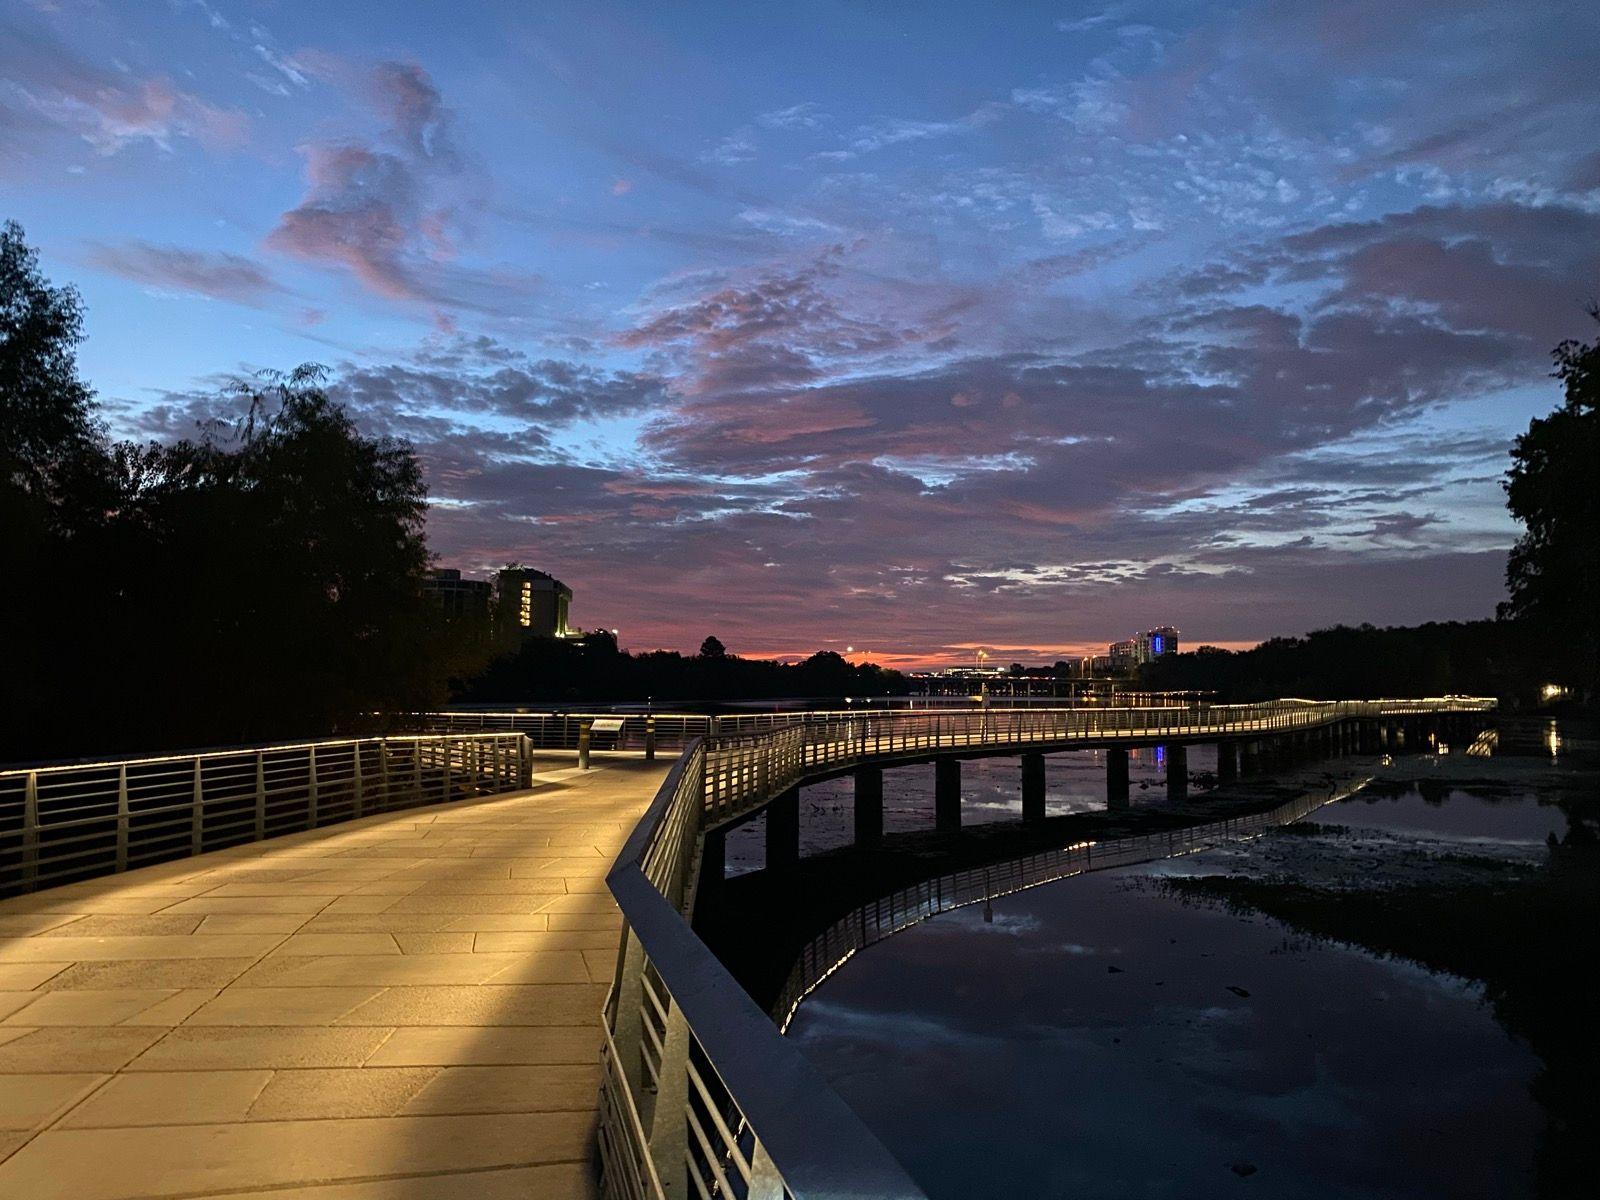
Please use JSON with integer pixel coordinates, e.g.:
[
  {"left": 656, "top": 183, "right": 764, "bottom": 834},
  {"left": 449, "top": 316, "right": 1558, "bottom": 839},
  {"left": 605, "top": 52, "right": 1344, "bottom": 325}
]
[{"left": 0, "top": 757, "right": 666, "bottom": 1200}]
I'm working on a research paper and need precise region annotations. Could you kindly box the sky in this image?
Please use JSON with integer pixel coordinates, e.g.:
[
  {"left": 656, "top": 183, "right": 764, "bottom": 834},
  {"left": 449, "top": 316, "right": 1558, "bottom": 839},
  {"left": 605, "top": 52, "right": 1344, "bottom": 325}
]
[{"left": 5, "top": 1, "right": 1598, "bottom": 668}]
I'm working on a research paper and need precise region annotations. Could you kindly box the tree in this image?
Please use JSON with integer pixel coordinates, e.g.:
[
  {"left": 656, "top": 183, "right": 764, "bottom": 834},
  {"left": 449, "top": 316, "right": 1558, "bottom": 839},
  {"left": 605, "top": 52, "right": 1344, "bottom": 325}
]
[
  {"left": 1502, "top": 309, "right": 1600, "bottom": 695},
  {"left": 1, "top": 221, "right": 119, "bottom": 760},
  {"left": 1, "top": 220, "right": 459, "bottom": 759},
  {"left": 112, "top": 367, "right": 447, "bottom": 745},
  {"left": 699, "top": 635, "right": 727, "bottom": 659},
  {"left": 0, "top": 220, "right": 111, "bottom": 542}
]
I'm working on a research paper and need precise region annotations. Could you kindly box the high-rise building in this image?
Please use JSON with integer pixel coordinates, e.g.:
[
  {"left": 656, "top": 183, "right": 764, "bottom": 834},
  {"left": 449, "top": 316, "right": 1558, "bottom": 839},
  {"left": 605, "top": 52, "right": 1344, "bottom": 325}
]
[
  {"left": 1109, "top": 639, "right": 1141, "bottom": 671},
  {"left": 422, "top": 568, "right": 493, "bottom": 624},
  {"left": 1140, "top": 626, "right": 1180, "bottom": 659},
  {"left": 1106, "top": 626, "right": 1180, "bottom": 673},
  {"left": 495, "top": 568, "right": 573, "bottom": 639}
]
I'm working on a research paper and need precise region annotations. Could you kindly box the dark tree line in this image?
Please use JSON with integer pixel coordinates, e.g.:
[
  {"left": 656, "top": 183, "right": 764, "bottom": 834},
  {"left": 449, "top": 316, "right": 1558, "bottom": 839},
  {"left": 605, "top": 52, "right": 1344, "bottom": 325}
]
[
  {"left": 1142, "top": 310, "right": 1599, "bottom": 707},
  {"left": 459, "top": 634, "right": 906, "bottom": 705},
  {"left": 1140, "top": 620, "right": 1559, "bottom": 704},
  {"left": 1, "top": 222, "right": 464, "bottom": 761}
]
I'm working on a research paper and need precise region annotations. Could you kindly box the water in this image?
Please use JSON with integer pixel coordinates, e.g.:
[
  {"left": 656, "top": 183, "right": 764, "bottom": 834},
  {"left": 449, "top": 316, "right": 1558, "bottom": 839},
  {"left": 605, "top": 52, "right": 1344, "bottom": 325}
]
[
  {"left": 1333, "top": 783, "right": 1570, "bottom": 848},
  {"left": 785, "top": 769, "right": 1564, "bottom": 1199},
  {"left": 725, "top": 745, "right": 1218, "bottom": 874}
]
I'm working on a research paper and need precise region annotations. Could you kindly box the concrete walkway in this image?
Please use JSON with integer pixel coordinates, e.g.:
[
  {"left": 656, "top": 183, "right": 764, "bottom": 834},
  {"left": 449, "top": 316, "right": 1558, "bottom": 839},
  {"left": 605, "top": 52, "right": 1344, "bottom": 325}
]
[{"left": 0, "top": 756, "right": 667, "bottom": 1199}]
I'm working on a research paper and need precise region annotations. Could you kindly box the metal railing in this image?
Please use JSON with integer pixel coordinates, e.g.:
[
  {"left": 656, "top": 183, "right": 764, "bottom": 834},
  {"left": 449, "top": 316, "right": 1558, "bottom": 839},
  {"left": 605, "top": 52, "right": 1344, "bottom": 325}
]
[
  {"left": 599, "top": 695, "right": 1493, "bottom": 1200},
  {"left": 697, "top": 697, "right": 1494, "bottom": 829},
  {"left": 602, "top": 740, "right": 924, "bottom": 1200},
  {"left": 0, "top": 732, "right": 533, "bottom": 896}
]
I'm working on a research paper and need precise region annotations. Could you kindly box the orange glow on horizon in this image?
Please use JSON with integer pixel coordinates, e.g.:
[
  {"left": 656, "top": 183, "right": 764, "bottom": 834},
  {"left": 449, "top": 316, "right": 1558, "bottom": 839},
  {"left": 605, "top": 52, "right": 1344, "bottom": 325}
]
[{"left": 715, "top": 639, "right": 1264, "bottom": 672}]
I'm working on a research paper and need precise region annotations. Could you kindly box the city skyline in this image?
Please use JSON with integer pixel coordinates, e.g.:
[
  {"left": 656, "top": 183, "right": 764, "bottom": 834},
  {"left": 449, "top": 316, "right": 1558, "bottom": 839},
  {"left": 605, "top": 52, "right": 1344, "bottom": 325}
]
[{"left": 6, "top": 1, "right": 1598, "bottom": 666}]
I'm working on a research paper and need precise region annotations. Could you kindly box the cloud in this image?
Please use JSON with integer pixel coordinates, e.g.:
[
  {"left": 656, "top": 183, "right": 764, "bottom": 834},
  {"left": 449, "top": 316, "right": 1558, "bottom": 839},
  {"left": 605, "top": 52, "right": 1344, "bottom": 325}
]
[
  {"left": 817, "top": 102, "right": 1007, "bottom": 161},
  {"left": 701, "top": 127, "right": 757, "bottom": 166},
  {"left": 0, "top": 22, "right": 247, "bottom": 168},
  {"left": 618, "top": 246, "right": 939, "bottom": 396},
  {"left": 265, "top": 59, "right": 526, "bottom": 315},
  {"left": 758, "top": 103, "right": 827, "bottom": 131},
  {"left": 85, "top": 241, "right": 284, "bottom": 305}
]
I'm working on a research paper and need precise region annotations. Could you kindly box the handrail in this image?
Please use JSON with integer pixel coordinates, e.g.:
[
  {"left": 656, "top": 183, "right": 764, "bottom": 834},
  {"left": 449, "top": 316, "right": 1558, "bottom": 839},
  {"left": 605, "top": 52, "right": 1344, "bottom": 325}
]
[
  {"left": 599, "top": 696, "right": 1494, "bottom": 1199},
  {"left": 0, "top": 731, "right": 533, "bottom": 896}
]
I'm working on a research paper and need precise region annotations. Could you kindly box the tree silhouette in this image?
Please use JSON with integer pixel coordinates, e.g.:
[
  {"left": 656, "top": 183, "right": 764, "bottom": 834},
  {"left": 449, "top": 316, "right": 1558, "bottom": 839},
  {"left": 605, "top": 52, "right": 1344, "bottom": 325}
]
[
  {"left": 1502, "top": 309, "right": 1600, "bottom": 696},
  {"left": 0, "top": 222, "right": 461, "bottom": 760},
  {"left": 699, "top": 635, "right": 727, "bottom": 659},
  {"left": 0, "top": 220, "right": 111, "bottom": 541}
]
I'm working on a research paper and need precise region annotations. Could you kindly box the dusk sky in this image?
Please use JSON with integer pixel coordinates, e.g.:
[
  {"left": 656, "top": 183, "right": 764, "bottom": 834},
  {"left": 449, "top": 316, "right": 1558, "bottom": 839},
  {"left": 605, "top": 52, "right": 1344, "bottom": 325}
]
[{"left": 6, "top": 0, "right": 1598, "bottom": 667}]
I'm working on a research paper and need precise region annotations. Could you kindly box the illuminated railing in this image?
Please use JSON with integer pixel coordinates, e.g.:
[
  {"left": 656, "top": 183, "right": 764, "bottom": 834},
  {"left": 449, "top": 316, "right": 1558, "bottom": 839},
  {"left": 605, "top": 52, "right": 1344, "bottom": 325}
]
[
  {"left": 0, "top": 732, "right": 532, "bottom": 896},
  {"left": 697, "top": 697, "right": 1494, "bottom": 829},
  {"left": 423, "top": 695, "right": 1494, "bottom": 763},
  {"left": 599, "top": 696, "right": 1493, "bottom": 1199}
]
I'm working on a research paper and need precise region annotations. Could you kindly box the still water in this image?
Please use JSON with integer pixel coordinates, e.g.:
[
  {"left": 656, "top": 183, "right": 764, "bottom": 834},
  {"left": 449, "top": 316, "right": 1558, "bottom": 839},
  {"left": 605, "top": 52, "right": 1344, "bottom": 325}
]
[{"left": 787, "top": 778, "right": 1551, "bottom": 1199}]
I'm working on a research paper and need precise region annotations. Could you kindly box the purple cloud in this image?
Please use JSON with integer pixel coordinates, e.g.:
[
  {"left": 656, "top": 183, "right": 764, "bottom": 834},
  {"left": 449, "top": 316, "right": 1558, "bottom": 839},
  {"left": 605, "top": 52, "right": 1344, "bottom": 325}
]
[{"left": 85, "top": 241, "right": 283, "bottom": 305}]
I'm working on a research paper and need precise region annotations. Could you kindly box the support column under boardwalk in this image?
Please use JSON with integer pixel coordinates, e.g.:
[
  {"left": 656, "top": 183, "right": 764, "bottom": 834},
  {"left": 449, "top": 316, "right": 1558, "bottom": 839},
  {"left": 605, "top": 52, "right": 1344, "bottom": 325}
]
[
  {"left": 1216, "top": 741, "right": 1238, "bottom": 783},
  {"left": 854, "top": 766, "right": 884, "bottom": 846},
  {"left": 695, "top": 827, "right": 726, "bottom": 916},
  {"left": 935, "top": 758, "right": 961, "bottom": 831},
  {"left": 766, "top": 785, "right": 799, "bottom": 870},
  {"left": 1021, "top": 753, "right": 1046, "bottom": 822},
  {"left": 1166, "top": 744, "right": 1188, "bottom": 802},
  {"left": 1106, "top": 747, "right": 1130, "bottom": 810}
]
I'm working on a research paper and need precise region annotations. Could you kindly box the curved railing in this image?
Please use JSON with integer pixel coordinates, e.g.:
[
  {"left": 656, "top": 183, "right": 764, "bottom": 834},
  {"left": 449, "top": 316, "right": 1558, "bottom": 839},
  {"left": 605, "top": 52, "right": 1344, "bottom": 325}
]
[
  {"left": 598, "top": 696, "right": 1493, "bottom": 1199},
  {"left": 696, "top": 697, "right": 1492, "bottom": 829}
]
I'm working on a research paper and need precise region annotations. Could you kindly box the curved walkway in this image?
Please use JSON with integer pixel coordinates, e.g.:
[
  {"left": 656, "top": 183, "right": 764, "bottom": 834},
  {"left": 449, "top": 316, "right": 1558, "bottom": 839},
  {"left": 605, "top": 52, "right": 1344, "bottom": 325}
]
[{"left": 0, "top": 757, "right": 666, "bottom": 1200}]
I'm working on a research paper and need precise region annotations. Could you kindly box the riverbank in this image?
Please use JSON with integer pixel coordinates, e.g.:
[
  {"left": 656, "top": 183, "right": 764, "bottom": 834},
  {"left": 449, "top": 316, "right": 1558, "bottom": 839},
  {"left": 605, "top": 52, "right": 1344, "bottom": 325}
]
[{"left": 1163, "top": 749, "right": 1599, "bottom": 1198}]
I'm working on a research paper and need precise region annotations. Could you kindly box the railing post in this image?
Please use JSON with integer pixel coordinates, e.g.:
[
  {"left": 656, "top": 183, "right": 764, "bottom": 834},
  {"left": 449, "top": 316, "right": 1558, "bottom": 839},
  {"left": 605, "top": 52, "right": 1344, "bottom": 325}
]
[
  {"left": 22, "top": 771, "right": 39, "bottom": 890},
  {"left": 647, "top": 1005, "right": 693, "bottom": 1199},
  {"left": 608, "top": 931, "right": 651, "bottom": 1091},
  {"left": 307, "top": 746, "right": 319, "bottom": 829},
  {"left": 645, "top": 716, "right": 657, "bottom": 762},
  {"left": 191, "top": 757, "right": 204, "bottom": 854},
  {"left": 413, "top": 740, "right": 424, "bottom": 801},
  {"left": 352, "top": 742, "right": 365, "bottom": 819},
  {"left": 377, "top": 740, "right": 391, "bottom": 810},
  {"left": 747, "top": 1142, "right": 787, "bottom": 1200},
  {"left": 116, "top": 764, "right": 129, "bottom": 872},
  {"left": 255, "top": 751, "right": 266, "bottom": 840}
]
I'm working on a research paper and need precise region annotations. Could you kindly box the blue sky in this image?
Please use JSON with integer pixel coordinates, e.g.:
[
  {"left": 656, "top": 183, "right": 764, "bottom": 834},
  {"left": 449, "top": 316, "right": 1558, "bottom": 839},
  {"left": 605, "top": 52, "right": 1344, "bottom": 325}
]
[{"left": 5, "top": 0, "right": 1597, "bottom": 665}]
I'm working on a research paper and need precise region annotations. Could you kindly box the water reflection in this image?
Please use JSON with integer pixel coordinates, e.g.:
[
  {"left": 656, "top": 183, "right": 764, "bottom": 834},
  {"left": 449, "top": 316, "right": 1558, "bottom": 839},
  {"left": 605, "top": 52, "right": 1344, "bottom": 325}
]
[
  {"left": 1335, "top": 783, "right": 1571, "bottom": 847},
  {"left": 791, "top": 861, "right": 1544, "bottom": 1199}
]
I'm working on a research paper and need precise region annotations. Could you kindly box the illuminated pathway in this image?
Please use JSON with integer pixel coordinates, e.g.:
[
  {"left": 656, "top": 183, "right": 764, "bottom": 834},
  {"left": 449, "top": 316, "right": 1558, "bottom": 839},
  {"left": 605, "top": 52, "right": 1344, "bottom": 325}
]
[{"left": 0, "top": 757, "right": 666, "bottom": 1200}]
